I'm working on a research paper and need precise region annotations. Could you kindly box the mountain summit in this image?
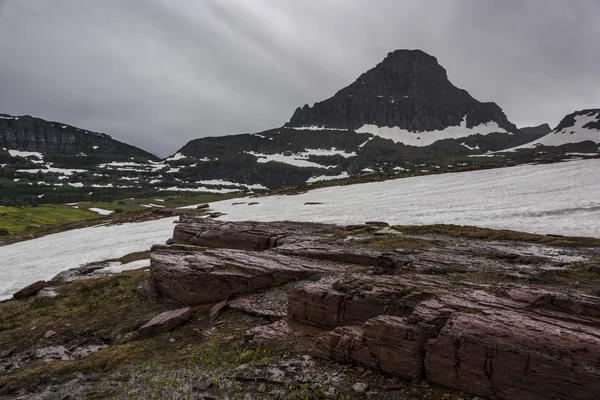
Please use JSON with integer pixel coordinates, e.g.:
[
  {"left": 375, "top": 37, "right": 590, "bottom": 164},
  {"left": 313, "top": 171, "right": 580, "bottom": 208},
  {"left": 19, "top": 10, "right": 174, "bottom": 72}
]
[{"left": 287, "top": 49, "right": 517, "bottom": 135}]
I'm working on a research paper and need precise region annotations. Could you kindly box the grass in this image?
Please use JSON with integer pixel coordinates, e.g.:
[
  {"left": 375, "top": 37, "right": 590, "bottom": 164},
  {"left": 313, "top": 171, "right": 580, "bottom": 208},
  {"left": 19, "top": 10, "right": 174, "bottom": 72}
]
[
  {"left": 0, "top": 192, "right": 239, "bottom": 238},
  {"left": 0, "top": 204, "right": 100, "bottom": 235},
  {"left": 392, "top": 224, "right": 600, "bottom": 247},
  {"left": 0, "top": 269, "right": 300, "bottom": 398}
]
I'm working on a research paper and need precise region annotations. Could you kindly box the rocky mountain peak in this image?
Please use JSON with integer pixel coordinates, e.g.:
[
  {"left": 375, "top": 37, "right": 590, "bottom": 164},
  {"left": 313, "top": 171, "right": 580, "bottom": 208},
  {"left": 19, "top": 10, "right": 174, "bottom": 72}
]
[{"left": 286, "top": 49, "right": 517, "bottom": 134}]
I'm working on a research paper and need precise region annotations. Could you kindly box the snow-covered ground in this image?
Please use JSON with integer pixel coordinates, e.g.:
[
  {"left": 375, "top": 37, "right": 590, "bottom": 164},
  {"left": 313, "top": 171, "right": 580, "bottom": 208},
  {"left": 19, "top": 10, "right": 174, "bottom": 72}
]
[
  {"left": 210, "top": 159, "right": 600, "bottom": 238},
  {"left": 0, "top": 217, "right": 177, "bottom": 300},
  {"left": 88, "top": 207, "right": 114, "bottom": 216},
  {"left": 2, "top": 158, "right": 600, "bottom": 300}
]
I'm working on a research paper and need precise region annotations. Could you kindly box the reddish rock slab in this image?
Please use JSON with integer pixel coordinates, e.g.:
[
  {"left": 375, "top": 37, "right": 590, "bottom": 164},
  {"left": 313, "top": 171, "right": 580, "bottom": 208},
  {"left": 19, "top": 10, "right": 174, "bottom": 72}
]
[
  {"left": 43, "top": 330, "right": 57, "bottom": 339},
  {"left": 229, "top": 297, "right": 286, "bottom": 321},
  {"left": 275, "top": 243, "right": 381, "bottom": 266},
  {"left": 209, "top": 300, "right": 229, "bottom": 321},
  {"left": 288, "top": 275, "right": 438, "bottom": 328},
  {"left": 313, "top": 315, "right": 429, "bottom": 381},
  {"left": 150, "top": 245, "right": 340, "bottom": 304},
  {"left": 425, "top": 310, "right": 600, "bottom": 400},
  {"left": 245, "top": 320, "right": 323, "bottom": 346},
  {"left": 172, "top": 216, "right": 323, "bottom": 251},
  {"left": 13, "top": 280, "right": 47, "bottom": 300},
  {"left": 138, "top": 307, "right": 191, "bottom": 338}
]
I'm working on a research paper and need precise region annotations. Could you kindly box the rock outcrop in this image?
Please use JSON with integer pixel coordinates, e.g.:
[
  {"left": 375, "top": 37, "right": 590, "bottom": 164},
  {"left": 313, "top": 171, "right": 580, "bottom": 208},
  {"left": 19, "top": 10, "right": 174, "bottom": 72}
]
[
  {"left": 150, "top": 218, "right": 600, "bottom": 399},
  {"left": 12, "top": 280, "right": 47, "bottom": 300}
]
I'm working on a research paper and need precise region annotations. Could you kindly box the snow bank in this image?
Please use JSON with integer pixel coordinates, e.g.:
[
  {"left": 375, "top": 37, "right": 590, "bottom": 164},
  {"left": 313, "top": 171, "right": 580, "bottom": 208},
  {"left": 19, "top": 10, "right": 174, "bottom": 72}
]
[
  {"left": 88, "top": 208, "right": 114, "bottom": 216},
  {"left": 210, "top": 159, "right": 600, "bottom": 238},
  {"left": 0, "top": 217, "right": 177, "bottom": 300}
]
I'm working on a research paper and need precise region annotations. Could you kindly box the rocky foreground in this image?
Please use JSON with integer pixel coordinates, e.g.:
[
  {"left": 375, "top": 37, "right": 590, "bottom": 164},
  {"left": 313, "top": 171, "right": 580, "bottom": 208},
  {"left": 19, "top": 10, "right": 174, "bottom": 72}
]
[
  {"left": 1, "top": 215, "right": 600, "bottom": 399},
  {"left": 150, "top": 216, "right": 600, "bottom": 400}
]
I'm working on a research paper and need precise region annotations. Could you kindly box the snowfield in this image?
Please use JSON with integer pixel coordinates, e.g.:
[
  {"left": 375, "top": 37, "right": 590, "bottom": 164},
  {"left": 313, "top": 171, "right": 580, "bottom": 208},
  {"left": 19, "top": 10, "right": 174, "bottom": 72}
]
[
  {"left": 1, "top": 159, "right": 599, "bottom": 300},
  {"left": 0, "top": 217, "right": 177, "bottom": 300},
  {"left": 211, "top": 159, "right": 600, "bottom": 238}
]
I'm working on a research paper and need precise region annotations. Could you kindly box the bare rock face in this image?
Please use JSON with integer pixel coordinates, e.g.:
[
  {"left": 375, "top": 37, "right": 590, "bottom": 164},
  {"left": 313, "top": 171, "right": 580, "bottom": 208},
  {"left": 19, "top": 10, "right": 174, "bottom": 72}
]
[
  {"left": 138, "top": 307, "right": 191, "bottom": 338},
  {"left": 288, "top": 275, "right": 438, "bottom": 329},
  {"left": 172, "top": 216, "right": 327, "bottom": 251},
  {"left": 150, "top": 219, "right": 600, "bottom": 400},
  {"left": 13, "top": 280, "right": 47, "bottom": 300},
  {"left": 304, "top": 274, "right": 600, "bottom": 399},
  {"left": 425, "top": 310, "right": 600, "bottom": 400},
  {"left": 150, "top": 245, "right": 339, "bottom": 304}
]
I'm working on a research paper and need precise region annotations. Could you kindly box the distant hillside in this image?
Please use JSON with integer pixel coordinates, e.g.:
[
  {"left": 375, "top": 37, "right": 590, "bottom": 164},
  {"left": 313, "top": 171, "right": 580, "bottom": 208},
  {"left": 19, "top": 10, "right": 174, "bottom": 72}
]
[{"left": 506, "top": 109, "right": 600, "bottom": 153}]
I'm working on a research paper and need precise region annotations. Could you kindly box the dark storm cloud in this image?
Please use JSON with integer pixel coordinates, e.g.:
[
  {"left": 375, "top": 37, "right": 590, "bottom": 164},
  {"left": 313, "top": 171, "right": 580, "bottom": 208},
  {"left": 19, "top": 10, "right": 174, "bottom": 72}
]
[{"left": 0, "top": 0, "right": 598, "bottom": 156}]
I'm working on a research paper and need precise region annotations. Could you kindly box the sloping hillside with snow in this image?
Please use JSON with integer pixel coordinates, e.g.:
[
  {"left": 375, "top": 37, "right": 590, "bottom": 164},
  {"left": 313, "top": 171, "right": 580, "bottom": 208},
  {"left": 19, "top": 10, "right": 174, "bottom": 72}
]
[{"left": 508, "top": 109, "right": 600, "bottom": 151}]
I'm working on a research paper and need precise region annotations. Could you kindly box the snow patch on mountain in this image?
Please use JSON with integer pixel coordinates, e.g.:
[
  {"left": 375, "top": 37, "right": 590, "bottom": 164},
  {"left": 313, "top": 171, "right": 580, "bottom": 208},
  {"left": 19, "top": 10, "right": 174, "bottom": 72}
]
[
  {"left": 247, "top": 151, "right": 335, "bottom": 169},
  {"left": 507, "top": 112, "right": 600, "bottom": 151},
  {"left": 195, "top": 179, "right": 268, "bottom": 190},
  {"left": 356, "top": 117, "right": 508, "bottom": 147},
  {"left": 307, "top": 171, "right": 350, "bottom": 183}
]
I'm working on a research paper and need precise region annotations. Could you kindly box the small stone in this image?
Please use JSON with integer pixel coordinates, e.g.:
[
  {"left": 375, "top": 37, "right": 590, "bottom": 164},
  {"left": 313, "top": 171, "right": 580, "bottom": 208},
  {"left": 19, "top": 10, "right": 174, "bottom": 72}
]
[
  {"left": 13, "top": 280, "right": 47, "bottom": 300},
  {"left": 352, "top": 382, "right": 369, "bottom": 393},
  {"left": 44, "top": 330, "right": 57, "bottom": 339},
  {"left": 257, "top": 382, "right": 267, "bottom": 393},
  {"left": 138, "top": 307, "right": 191, "bottom": 338},
  {"left": 169, "top": 338, "right": 176, "bottom": 343}
]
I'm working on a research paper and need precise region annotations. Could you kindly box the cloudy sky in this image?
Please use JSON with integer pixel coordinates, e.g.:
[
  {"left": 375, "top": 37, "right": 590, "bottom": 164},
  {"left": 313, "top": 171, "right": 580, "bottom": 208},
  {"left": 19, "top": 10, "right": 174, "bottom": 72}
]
[{"left": 0, "top": 0, "right": 598, "bottom": 156}]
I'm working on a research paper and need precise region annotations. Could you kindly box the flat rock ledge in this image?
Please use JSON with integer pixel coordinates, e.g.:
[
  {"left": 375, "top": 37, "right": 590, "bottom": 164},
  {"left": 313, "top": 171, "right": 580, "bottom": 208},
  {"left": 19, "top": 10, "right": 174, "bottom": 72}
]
[{"left": 150, "top": 218, "right": 600, "bottom": 400}]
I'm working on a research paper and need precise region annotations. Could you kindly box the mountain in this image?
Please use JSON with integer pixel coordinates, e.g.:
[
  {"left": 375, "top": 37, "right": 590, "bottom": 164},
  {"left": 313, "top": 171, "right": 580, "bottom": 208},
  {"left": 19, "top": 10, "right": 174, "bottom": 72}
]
[
  {"left": 166, "top": 50, "right": 535, "bottom": 189},
  {"left": 287, "top": 49, "right": 517, "bottom": 135},
  {"left": 506, "top": 109, "right": 600, "bottom": 153},
  {"left": 0, "top": 114, "right": 166, "bottom": 202}
]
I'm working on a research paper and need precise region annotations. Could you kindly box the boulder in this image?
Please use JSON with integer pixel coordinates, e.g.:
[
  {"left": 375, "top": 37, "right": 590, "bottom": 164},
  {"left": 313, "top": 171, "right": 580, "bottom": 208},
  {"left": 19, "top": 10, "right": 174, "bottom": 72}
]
[
  {"left": 150, "top": 245, "right": 340, "bottom": 304},
  {"left": 13, "top": 280, "right": 47, "bottom": 300},
  {"left": 138, "top": 307, "right": 191, "bottom": 338}
]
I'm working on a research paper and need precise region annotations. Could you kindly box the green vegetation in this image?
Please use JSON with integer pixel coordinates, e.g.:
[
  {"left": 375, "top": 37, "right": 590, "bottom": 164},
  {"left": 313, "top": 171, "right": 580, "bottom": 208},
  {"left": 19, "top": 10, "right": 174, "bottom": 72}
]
[
  {"left": 392, "top": 224, "right": 600, "bottom": 247},
  {"left": 0, "top": 192, "right": 239, "bottom": 237},
  {"left": 0, "top": 204, "right": 99, "bottom": 235},
  {"left": 0, "top": 270, "right": 330, "bottom": 399}
]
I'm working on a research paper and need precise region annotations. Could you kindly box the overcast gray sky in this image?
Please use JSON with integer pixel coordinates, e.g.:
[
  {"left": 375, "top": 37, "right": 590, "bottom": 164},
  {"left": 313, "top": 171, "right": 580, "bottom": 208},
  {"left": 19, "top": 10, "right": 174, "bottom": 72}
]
[{"left": 0, "top": 0, "right": 598, "bottom": 156}]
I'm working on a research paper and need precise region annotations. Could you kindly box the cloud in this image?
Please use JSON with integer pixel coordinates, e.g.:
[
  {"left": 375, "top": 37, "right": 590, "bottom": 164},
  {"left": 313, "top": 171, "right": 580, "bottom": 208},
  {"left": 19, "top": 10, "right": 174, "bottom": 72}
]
[{"left": 0, "top": 0, "right": 598, "bottom": 156}]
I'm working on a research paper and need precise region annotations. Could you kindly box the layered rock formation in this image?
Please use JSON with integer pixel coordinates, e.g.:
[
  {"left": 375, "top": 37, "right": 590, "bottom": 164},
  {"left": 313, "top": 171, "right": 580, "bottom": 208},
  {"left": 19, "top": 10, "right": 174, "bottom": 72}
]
[{"left": 150, "top": 217, "right": 600, "bottom": 400}]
